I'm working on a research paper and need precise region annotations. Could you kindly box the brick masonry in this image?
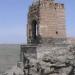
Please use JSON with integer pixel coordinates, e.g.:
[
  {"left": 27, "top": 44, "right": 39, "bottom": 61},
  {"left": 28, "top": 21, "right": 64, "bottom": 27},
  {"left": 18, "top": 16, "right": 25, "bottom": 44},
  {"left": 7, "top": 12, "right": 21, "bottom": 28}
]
[{"left": 27, "top": 0, "right": 66, "bottom": 43}]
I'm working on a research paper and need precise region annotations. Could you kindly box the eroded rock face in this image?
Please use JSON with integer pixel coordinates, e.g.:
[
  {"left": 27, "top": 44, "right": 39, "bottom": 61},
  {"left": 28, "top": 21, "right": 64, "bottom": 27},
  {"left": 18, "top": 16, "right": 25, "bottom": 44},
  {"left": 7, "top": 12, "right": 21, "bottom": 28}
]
[
  {"left": 20, "top": 39, "right": 75, "bottom": 75},
  {"left": 36, "top": 44, "right": 75, "bottom": 75}
]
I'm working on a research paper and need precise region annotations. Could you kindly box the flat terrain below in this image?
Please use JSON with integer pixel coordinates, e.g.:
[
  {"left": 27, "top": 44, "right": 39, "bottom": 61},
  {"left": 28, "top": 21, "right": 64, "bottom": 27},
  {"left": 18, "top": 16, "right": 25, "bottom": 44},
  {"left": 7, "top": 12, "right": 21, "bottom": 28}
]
[{"left": 0, "top": 44, "right": 20, "bottom": 74}]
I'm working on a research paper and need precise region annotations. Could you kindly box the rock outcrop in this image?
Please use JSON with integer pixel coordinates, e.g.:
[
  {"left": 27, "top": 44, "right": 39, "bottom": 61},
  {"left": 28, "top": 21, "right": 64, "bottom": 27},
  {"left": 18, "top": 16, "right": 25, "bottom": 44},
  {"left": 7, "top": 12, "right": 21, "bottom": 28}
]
[{"left": 36, "top": 44, "right": 75, "bottom": 75}]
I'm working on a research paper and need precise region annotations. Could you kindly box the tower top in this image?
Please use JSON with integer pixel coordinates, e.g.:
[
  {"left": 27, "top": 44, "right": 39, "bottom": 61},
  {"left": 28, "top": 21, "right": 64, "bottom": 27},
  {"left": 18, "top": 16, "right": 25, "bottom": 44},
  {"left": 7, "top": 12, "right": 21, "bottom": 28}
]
[
  {"left": 32, "top": 0, "right": 55, "bottom": 4},
  {"left": 32, "top": 0, "right": 39, "bottom": 5}
]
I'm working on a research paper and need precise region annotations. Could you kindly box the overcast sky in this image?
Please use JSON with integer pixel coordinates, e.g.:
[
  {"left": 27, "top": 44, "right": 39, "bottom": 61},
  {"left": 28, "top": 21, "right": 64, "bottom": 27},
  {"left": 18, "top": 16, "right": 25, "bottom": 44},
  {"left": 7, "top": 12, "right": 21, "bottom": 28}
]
[{"left": 0, "top": 0, "right": 75, "bottom": 44}]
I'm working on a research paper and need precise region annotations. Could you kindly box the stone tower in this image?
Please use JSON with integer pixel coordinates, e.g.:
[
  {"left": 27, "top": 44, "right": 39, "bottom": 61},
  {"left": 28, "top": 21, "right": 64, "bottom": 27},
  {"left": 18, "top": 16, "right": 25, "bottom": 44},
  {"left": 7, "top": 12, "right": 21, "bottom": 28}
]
[
  {"left": 27, "top": 0, "right": 66, "bottom": 44},
  {"left": 20, "top": 0, "right": 67, "bottom": 63},
  {"left": 20, "top": 1, "right": 75, "bottom": 74}
]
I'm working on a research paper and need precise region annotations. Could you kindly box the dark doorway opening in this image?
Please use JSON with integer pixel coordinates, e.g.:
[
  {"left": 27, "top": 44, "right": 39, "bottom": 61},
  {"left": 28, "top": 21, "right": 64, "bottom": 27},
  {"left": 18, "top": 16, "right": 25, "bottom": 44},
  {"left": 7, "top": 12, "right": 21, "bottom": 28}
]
[{"left": 32, "top": 20, "right": 38, "bottom": 41}]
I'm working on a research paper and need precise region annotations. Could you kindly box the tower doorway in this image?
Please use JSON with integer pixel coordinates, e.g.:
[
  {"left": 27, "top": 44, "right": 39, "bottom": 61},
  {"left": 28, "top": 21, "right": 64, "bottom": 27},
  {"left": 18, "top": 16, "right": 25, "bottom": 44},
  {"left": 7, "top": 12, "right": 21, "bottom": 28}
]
[{"left": 32, "top": 20, "right": 38, "bottom": 42}]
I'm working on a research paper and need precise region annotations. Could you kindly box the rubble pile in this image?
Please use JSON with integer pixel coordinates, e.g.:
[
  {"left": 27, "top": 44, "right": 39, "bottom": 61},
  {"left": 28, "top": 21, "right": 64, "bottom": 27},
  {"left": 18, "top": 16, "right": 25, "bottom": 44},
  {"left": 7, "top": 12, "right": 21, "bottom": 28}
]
[{"left": 37, "top": 45, "right": 75, "bottom": 75}]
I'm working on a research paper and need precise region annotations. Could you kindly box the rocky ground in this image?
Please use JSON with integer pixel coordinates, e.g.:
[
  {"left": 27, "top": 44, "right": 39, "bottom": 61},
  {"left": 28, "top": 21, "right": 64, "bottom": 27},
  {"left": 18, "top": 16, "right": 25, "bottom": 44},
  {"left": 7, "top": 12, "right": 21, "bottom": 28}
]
[
  {"left": 2, "top": 43, "right": 75, "bottom": 75},
  {"left": 35, "top": 44, "right": 75, "bottom": 75},
  {"left": 21, "top": 43, "right": 75, "bottom": 75}
]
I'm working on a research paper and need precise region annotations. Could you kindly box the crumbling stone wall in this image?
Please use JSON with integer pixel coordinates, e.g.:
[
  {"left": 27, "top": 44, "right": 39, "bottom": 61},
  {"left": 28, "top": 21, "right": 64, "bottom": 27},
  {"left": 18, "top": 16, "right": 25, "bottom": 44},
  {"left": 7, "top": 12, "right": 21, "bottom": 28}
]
[{"left": 36, "top": 44, "right": 75, "bottom": 75}]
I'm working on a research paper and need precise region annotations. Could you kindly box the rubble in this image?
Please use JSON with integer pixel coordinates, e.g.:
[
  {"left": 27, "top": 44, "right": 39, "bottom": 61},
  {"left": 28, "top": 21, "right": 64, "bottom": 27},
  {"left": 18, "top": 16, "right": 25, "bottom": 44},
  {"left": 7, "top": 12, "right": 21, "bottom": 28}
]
[{"left": 36, "top": 44, "right": 75, "bottom": 75}]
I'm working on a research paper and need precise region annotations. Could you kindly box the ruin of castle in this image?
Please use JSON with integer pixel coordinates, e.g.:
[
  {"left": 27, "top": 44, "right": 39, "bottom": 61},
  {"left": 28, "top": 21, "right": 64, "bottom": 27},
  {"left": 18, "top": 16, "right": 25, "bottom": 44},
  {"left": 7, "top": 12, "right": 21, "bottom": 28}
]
[{"left": 20, "top": 0, "right": 75, "bottom": 75}]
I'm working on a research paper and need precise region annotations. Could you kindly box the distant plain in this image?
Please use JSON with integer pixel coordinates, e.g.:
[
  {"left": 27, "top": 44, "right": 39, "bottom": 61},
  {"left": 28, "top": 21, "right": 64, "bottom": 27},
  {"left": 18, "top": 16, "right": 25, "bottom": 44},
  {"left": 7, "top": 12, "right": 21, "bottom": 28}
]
[{"left": 0, "top": 44, "right": 20, "bottom": 74}]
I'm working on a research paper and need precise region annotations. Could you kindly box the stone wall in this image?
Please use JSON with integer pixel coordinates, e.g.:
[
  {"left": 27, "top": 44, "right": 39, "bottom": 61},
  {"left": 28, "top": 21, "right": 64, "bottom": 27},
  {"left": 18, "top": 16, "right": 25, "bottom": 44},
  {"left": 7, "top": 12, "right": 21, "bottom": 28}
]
[
  {"left": 27, "top": 0, "right": 66, "bottom": 43},
  {"left": 20, "top": 42, "right": 75, "bottom": 75},
  {"left": 39, "top": 2, "right": 66, "bottom": 38}
]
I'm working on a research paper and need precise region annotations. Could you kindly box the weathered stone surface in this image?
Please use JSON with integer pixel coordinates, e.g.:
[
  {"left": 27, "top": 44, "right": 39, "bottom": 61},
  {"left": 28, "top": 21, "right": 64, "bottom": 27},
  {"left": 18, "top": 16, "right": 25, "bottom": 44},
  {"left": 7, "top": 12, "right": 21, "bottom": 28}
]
[
  {"left": 27, "top": 0, "right": 66, "bottom": 44},
  {"left": 20, "top": 43, "right": 75, "bottom": 75},
  {"left": 36, "top": 44, "right": 75, "bottom": 75}
]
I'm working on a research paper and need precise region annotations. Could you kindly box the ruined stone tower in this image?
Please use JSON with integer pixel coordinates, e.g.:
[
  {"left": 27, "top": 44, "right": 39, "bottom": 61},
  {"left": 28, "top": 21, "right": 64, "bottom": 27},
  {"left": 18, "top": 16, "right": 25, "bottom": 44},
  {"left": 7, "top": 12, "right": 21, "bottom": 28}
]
[
  {"left": 27, "top": 0, "right": 66, "bottom": 44},
  {"left": 20, "top": 0, "right": 67, "bottom": 62},
  {"left": 20, "top": 1, "right": 75, "bottom": 75}
]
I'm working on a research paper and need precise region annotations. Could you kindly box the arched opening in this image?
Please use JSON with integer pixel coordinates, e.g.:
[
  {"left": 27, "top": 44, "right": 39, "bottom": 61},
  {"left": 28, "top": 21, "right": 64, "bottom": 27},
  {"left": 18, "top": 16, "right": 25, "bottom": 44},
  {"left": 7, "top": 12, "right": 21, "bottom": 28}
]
[{"left": 32, "top": 20, "right": 38, "bottom": 42}]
